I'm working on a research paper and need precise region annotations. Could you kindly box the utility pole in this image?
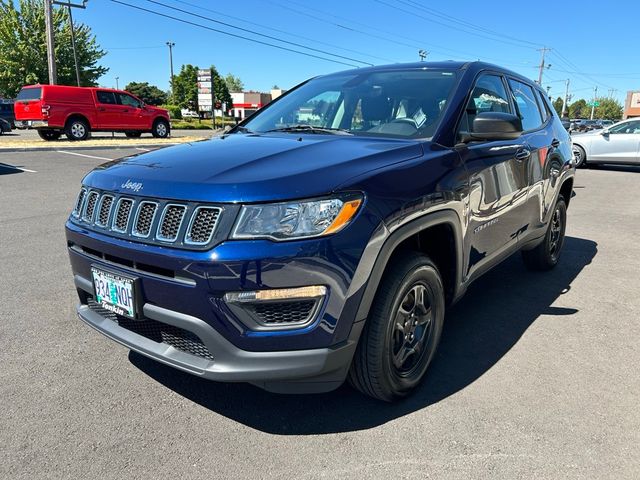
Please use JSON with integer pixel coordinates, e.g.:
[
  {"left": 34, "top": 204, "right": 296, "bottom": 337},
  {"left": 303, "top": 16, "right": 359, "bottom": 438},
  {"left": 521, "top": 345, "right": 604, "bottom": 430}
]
[
  {"left": 44, "top": 0, "right": 57, "bottom": 84},
  {"left": 115, "top": 77, "right": 119, "bottom": 89},
  {"left": 418, "top": 49, "right": 428, "bottom": 62},
  {"left": 590, "top": 86, "right": 598, "bottom": 120},
  {"left": 561, "top": 78, "right": 570, "bottom": 118},
  {"left": 537, "top": 47, "right": 551, "bottom": 86},
  {"left": 166, "top": 42, "right": 175, "bottom": 98},
  {"left": 52, "top": 1, "right": 88, "bottom": 86}
]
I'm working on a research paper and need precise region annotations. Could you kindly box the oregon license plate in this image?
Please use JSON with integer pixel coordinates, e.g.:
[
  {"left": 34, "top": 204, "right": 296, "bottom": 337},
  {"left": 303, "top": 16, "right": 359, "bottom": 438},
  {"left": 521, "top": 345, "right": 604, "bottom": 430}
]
[{"left": 91, "top": 267, "right": 137, "bottom": 319}]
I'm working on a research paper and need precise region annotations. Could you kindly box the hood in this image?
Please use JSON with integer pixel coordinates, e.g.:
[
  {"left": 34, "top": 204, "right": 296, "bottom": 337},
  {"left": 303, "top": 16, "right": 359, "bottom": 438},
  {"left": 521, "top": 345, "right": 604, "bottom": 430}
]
[{"left": 83, "top": 133, "right": 424, "bottom": 203}]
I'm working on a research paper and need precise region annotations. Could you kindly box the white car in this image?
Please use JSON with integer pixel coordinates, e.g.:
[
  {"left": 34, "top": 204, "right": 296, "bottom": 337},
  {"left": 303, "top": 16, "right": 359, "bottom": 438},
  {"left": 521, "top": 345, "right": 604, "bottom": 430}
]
[
  {"left": 572, "top": 118, "right": 640, "bottom": 166},
  {"left": 180, "top": 109, "right": 200, "bottom": 118}
]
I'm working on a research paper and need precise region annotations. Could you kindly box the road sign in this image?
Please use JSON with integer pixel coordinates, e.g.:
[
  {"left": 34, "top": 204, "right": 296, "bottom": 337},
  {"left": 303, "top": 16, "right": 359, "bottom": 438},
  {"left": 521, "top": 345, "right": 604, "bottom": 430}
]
[{"left": 589, "top": 102, "right": 600, "bottom": 107}]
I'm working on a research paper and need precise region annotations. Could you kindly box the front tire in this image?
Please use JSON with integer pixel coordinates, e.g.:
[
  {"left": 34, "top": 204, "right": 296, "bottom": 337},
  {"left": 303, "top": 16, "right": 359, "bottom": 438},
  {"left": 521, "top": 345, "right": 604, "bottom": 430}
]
[
  {"left": 522, "top": 197, "right": 567, "bottom": 271},
  {"left": 151, "top": 119, "right": 170, "bottom": 138},
  {"left": 64, "top": 118, "right": 90, "bottom": 141},
  {"left": 37, "top": 130, "right": 61, "bottom": 141},
  {"left": 348, "top": 253, "right": 445, "bottom": 402}
]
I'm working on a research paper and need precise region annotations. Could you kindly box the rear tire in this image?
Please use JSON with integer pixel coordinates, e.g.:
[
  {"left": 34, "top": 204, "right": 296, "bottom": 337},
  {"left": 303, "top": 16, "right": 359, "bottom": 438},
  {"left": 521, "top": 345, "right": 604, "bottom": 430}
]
[
  {"left": 348, "top": 253, "right": 445, "bottom": 402},
  {"left": 125, "top": 131, "right": 142, "bottom": 138},
  {"left": 151, "top": 119, "right": 170, "bottom": 138},
  {"left": 64, "top": 118, "right": 90, "bottom": 141},
  {"left": 522, "top": 197, "right": 567, "bottom": 271},
  {"left": 37, "top": 130, "right": 61, "bottom": 141},
  {"left": 572, "top": 144, "right": 586, "bottom": 167}
]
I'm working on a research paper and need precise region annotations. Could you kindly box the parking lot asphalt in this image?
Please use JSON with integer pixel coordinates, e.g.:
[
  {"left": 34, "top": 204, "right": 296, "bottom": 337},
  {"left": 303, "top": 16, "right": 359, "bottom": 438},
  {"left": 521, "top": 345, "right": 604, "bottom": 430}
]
[{"left": 1, "top": 148, "right": 638, "bottom": 479}]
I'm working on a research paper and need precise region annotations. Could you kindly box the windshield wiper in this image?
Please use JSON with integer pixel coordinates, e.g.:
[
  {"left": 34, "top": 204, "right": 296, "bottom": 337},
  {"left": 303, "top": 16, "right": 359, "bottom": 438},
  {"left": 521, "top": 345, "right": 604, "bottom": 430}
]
[
  {"left": 234, "top": 125, "right": 254, "bottom": 133},
  {"left": 264, "top": 125, "right": 352, "bottom": 135}
]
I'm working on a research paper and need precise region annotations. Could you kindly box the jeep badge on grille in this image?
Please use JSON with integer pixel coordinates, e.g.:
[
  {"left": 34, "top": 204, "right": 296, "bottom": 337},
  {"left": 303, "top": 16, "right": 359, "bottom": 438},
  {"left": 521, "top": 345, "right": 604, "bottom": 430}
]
[{"left": 121, "top": 179, "right": 143, "bottom": 192}]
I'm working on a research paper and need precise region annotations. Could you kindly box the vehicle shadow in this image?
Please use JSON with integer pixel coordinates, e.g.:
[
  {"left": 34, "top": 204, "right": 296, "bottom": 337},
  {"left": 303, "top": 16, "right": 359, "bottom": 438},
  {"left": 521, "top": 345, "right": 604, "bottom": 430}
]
[
  {"left": 129, "top": 236, "right": 597, "bottom": 435},
  {"left": 0, "top": 163, "right": 23, "bottom": 176},
  {"left": 587, "top": 164, "right": 640, "bottom": 173}
]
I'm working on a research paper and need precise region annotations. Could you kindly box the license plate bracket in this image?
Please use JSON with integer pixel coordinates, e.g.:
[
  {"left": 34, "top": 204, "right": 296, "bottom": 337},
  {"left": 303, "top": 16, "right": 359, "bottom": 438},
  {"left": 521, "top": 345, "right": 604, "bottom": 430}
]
[{"left": 91, "top": 266, "right": 140, "bottom": 319}]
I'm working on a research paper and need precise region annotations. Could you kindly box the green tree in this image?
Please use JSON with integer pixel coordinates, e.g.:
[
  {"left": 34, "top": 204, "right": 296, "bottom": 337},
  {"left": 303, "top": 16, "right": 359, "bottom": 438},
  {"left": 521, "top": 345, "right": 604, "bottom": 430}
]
[
  {"left": 568, "top": 99, "right": 589, "bottom": 119},
  {"left": 172, "top": 64, "right": 198, "bottom": 109},
  {"left": 124, "top": 82, "right": 167, "bottom": 105},
  {"left": 224, "top": 73, "right": 243, "bottom": 92},
  {"left": 552, "top": 97, "right": 564, "bottom": 116},
  {"left": 211, "top": 65, "right": 232, "bottom": 112},
  {"left": 0, "top": 0, "right": 108, "bottom": 98},
  {"left": 593, "top": 97, "right": 623, "bottom": 120}
]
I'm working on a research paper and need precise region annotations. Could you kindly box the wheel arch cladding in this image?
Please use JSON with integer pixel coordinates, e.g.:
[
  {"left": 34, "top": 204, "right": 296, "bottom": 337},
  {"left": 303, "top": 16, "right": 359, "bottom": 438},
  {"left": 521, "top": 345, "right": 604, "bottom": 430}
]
[
  {"left": 560, "top": 177, "right": 574, "bottom": 207},
  {"left": 355, "top": 209, "right": 464, "bottom": 322},
  {"left": 66, "top": 113, "right": 91, "bottom": 129}
]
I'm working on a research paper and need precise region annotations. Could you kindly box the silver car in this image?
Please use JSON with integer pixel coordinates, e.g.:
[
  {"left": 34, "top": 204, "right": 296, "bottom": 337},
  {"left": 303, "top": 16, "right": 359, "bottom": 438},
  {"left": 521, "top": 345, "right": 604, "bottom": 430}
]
[{"left": 572, "top": 118, "right": 640, "bottom": 166}]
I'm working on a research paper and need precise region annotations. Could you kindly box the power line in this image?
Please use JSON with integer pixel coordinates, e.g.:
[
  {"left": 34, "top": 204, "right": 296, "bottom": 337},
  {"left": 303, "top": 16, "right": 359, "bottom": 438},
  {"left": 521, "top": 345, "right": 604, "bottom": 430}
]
[
  {"left": 109, "top": 0, "right": 362, "bottom": 68},
  {"left": 170, "top": 0, "right": 395, "bottom": 63},
  {"left": 375, "top": 0, "right": 538, "bottom": 49},
  {"left": 395, "top": 0, "right": 543, "bottom": 48},
  {"left": 146, "top": 0, "right": 373, "bottom": 66}
]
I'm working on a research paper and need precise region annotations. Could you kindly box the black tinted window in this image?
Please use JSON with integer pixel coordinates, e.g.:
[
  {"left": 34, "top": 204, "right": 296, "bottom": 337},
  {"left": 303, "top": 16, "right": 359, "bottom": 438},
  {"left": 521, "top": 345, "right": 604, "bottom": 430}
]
[
  {"left": 460, "top": 74, "right": 511, "bottom": 134},
  {"left": 534, "top": 90, "right": 551, "bottom": 120},
  {"left": 17, "top": 87, "right": 41, "bottom": 101},
  {"left": 96, "top": 91, "right": 117, "bottom": 104},
  {"left": 508, "top": 79, "right": 543, "bottom": 131}
]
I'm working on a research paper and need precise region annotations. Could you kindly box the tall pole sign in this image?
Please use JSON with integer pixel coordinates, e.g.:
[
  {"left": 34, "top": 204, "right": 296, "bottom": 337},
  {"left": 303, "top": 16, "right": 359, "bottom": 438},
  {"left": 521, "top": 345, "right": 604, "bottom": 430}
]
[{"left": 197, "top": 68, "right": 215, "bottom": 128}]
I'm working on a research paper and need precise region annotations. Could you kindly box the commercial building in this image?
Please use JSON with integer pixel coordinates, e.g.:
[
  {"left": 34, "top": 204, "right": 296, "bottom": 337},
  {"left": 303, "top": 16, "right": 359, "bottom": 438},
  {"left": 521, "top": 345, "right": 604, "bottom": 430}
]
[
  {"left": 230, "top": 91, "right": 273, "bottom": 120},
  {"left": 623, "top": 90, "right": 640, "bottom": 119}
]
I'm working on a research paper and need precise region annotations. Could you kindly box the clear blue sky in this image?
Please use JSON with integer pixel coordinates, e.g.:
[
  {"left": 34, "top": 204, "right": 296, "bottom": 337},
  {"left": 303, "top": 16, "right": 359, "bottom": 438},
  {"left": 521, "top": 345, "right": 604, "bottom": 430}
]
[{"left": 72, "top": 0, "right": 639, "bottom": 104}]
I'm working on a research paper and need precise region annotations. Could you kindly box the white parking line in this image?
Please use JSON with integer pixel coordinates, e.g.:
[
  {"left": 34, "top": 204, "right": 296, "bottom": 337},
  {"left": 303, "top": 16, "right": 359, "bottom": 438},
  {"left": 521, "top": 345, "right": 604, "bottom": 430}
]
[
  {"left": 56, "top": 150, "right": 113, "bottom": 160},
  {"left": 135, "top": 147, "right": 151, "bottom": 152},
  {"left": 0, "top": 162, "right": 37, "bottom": 173}
]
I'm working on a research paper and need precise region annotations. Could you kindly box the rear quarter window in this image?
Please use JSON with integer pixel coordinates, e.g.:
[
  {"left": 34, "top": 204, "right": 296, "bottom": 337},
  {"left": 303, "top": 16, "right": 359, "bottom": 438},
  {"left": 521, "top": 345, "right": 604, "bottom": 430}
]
[{"left": 17, "top": 87, "right": 42, "bottom": 101}]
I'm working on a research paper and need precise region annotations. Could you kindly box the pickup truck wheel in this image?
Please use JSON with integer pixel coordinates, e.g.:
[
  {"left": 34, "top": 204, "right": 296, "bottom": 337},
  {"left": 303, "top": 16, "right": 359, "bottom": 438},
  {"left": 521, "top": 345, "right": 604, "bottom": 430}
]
[
  {"left": 125, "top": 131, "right": 142, "bottom": 138},
  {"left": 65, "top": 118, "right": 90, "bottom": 141},
  {"left": 572, "top": 145, "right": 586, "bottom": 167},
  {"left": 522, "top": 197, "right": 567, "bottom": 271},
  {"left": 37, "top": 130, "right": 61, "bottom": 141},
  {"left": 152, "top": 119, "right": 170, "bottom": 138},
  {"left": 348, "top": 253, "right": 445, "bottom": 402}
]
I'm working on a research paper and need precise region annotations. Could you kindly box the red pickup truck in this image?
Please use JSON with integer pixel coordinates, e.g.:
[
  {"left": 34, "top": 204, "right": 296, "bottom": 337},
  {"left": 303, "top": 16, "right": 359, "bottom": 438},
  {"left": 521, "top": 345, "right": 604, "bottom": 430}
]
[{"left": 14, "top": 85, "right": 171, "bottom": 141}]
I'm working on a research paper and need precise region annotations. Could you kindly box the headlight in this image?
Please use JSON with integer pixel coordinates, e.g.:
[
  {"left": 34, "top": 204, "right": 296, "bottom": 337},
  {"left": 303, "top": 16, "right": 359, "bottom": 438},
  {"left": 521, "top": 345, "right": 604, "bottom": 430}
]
[{"left": 231, "top": 196, "right": 362, "bottom": 241}]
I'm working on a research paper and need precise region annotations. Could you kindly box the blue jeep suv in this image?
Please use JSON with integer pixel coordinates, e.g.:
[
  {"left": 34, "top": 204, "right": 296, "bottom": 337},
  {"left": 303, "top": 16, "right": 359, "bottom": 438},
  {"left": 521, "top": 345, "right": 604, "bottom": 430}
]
[{"left": 66, "top": 62, "right": 575, "bottom": 401}]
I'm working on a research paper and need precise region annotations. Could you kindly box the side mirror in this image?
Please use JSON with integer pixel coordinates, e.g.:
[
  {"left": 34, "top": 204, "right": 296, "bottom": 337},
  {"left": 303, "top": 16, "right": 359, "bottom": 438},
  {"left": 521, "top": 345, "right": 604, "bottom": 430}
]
[
  {"left": 601, "top": 129, "right": 609, "bottom": 136},
  {"left": 462, "top": 112, "right": 523, "bottom": 142}
]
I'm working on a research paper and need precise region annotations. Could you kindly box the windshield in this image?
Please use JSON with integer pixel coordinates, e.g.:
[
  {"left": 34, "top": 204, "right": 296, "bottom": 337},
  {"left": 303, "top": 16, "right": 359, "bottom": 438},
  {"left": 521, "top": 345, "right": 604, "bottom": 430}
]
[
  {"left": 16, "top": 87, "right": 42, "bottom": 101},
  {"left": 242, "top": 69, "right": 458, "bottom": 139}
]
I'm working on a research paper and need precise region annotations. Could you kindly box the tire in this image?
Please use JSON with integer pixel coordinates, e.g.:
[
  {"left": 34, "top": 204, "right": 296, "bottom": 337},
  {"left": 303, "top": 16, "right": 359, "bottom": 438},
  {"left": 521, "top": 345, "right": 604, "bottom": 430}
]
[
  {"left": 37, "top": 130, "right": 61, "bottom": 141},
  {"left": 151, "top": 119, "right": 170, "bottom": 138},
  {"left": 125, "top": 131, "right": 142, "bottom": 138},
  {"left": 572, "top": 144, "right": 586, "bottom": 167},
  {"left": 348, "top": 253, "right": 445, "bottom": 402},
  {"left": 522, "top": 197, "right": 567, "bottom": 271},
  {"left": 64, "top": 118, "right": 90, "bottom": 141}
]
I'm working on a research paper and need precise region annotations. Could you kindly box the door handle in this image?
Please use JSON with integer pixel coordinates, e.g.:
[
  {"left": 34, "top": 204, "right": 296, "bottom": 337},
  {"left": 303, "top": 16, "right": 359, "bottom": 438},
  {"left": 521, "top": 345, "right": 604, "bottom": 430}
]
[
  {"left": 515, "top": 148, "right": 531, "bottom": 161},
  {"left": 123, "top": 109, "right": 129, "bottom": 113},
  {"left": 551, "top": 138, "right": 560, "bottom": 148},
  {"left": 98, "top": 107, "right": 106, "bottom": 112}
]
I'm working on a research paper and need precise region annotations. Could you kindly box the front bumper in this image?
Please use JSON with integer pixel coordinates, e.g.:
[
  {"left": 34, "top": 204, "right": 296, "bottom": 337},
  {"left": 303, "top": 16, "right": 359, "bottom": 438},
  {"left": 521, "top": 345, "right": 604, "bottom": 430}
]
[{"left": 75, "top": 274, "right": 361, "bottom": 393}]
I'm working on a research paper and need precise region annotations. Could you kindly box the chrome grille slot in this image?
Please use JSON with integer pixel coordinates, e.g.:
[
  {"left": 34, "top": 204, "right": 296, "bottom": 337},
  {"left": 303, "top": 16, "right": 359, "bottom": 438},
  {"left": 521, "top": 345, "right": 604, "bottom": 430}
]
[
  {"left": 112, "top": 198, "right": 134, "bottom": 233},
  {"left": 72, "top": 188, "right": 87, "bottom": 218},
  {"left": 95, "top": 195, "right": 114, "bottom": 227},
  {"left": 185, "top": 207, "right": 221, "bottom": 245},
  {"left": 82, "top": 191, "right": 99, "bottom": 222},
  {"left": 156, "top": 204, "right": 186, "bottom": 242},
  {"left": 132, "top": 201, "right": 158, "bottom": 238}
]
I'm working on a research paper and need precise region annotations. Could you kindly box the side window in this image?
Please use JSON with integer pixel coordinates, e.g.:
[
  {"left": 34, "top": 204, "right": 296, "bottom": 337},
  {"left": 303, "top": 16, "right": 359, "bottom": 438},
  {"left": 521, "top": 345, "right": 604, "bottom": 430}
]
[
  {"left": 118, "top": 93, "right": 141, "bottom": 108},
  {"left": 534, "top": 89, "right": 551, "bottom": 121},
  {"left": 508, "top": 79, "right": 543, "bottom": 131},
  {"left": 96, "top": 91, "right": 117, "bottom": 105},
  {"left": 609, "top": 120, "right": 640, "bottom": 134},
  {"left": 460, "top": 74, "right": 511, "bottom": 134}
]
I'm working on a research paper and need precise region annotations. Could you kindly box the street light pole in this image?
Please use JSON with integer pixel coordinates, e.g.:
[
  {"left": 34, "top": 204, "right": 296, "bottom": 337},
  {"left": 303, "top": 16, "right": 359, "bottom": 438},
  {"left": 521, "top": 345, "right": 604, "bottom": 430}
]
[
  {"left": 44, "top": 0, "right": 57, "bottom": 84},
  {"left": 115, "top": 77, "right": 119, "bottom": 89},
  {"left": 166, "top": 42, "right": 175, "bottom": 98},
  {"left": 590, "top": 86, "right": 598, "bottom": 120},
  {"left": 561, "top": 79, "right": 570, "bottom": 118},
  {"left": 67, "top": 4, "right": 81, "bottom": 86}
]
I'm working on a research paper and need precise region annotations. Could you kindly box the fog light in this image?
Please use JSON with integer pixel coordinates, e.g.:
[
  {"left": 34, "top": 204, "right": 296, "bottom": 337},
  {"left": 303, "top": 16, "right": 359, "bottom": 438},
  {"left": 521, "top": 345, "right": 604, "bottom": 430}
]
[{"left": 224, "top": 286, "right": 326, "bottom": 303}]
